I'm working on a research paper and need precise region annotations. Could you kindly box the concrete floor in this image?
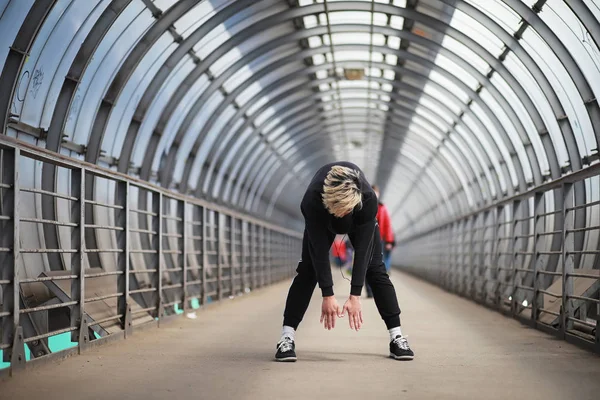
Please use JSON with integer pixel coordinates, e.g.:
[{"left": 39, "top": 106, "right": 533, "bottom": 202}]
[{"left": 2, "top": 271, "right": 600, "bottom": 400}]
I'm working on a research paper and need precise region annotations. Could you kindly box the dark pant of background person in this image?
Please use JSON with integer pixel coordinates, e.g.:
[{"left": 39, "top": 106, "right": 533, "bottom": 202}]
[
  {"left": 366, "top": 248, "right": 392, "bottom": 297},
  {"left": 282, "top": 226, "right": 401, "bottom": 330}
]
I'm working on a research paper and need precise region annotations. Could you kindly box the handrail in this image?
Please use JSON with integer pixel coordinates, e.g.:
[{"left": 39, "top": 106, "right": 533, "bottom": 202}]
[
  {"left": 0, "top": 135, "right": 302, "bottom": 239},
  {"left": 396, "top": 161, "right": 600, "bottom": 243}
]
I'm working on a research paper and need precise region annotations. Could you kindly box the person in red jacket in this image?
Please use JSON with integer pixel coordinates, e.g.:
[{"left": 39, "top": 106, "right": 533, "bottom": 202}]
[
  {"left": 331, "top": 235, "right": 348, "bottom": 268},
  {"left": 366, "top": 185, "right": 395, "bottom": 298}
]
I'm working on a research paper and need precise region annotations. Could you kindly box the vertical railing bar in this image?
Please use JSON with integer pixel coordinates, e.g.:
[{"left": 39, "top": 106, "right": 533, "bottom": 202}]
[
  {"left": 201, "top": 206, "right": 207, "bottom": 306},
  {"left": 470, "top": 215, "right": 477, "bottom": 300},
  {"left": 489, "top": 207, "right": 499, "bottom": 308},
  {"left": 217, "top": 212, "right": 222, "bottom": 301},
  {"left": 451, "top": 222, "right": 456, "bottom": 293},
  {"left": 230, "top": 216, "right": 235, "bottom": 296},
  {"left": 478, "top": 212, "right": 487, "bottom": 303},
  {"left": 124, "top": 182, "right": 130, "bottom": 335},
  {"left": 510, "top": 200, "right": 521, "bottom": 315},
  {"left": 463, "top": 218, "right": 469, "bottom": 296},
  {"left": 115, "top": 181, "right": 130, "bottom": 337},
  {"left": 531, "top": 192, "right": 544, "bottom": 326},
  {"left": 561, "top": 183, "right": 575, "bottom": 338},
  {"left": 70, "top": 168, "right": 86, "bottom": 349},
  {"left": 156, "top": 192, "right": 164, "bottom": 324},
  {"left": 241, "top": 220, "right": 247, "bottom": 293},
  {"left": 13, "top": 148, "right": 20, "bottom": 333},
  {"left": 267, "top": 229, "right": 272, "bottom": 286},
  {"left": 260, "top": 226, "right": 265, "bottom": 288},
  {"left": 250, "top": 223, "right": 255, "bottom": 290},
  {"left": 182, "top": 201, "right": 188, "bottom": 312}
]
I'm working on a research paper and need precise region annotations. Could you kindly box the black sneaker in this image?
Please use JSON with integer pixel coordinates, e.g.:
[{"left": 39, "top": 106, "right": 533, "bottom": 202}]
[
  {"left": 389, "top": 335, "right": 414, "bottom": 360},
  {"left": 275, "top": 336, "right": 297, "bottom": 362}
]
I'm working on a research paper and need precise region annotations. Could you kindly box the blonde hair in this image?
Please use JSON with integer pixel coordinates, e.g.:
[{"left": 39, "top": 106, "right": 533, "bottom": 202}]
[{"left": 322, "top": 166, "right": 363, "bottom": 218}]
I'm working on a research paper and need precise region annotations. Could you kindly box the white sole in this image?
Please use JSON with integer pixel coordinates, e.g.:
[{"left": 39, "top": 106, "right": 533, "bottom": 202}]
[
  {"left": 389, "top": 353, "right": 414, "bottom": 361},
  {"left": 275, "top": 357, "right": 297, "bottom": 362}
]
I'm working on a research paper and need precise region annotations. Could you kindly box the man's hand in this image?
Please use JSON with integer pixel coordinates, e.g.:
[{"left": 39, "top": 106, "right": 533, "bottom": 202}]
[
  {"left": 341, "top": 295, "right": 363, "bottom": 331},
  {"left": 385, "top": 243, "right": 393, "bottom": 251},
  {"left": 320, "top": 296, "right": 342, "bottom": 330}
]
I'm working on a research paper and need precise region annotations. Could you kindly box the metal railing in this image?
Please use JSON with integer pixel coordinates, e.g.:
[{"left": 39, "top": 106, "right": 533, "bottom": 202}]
[
  {"left": 396, "top": 161, "right": 600, "bottom": 354},
  {"left": 0, "top": 136, "right": 302, "bottom": 377}
]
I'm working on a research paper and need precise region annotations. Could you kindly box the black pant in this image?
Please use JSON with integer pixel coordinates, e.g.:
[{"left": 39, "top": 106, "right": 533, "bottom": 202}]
[{"left": 283, "top": 226, "right": 401, "bottom": 330}]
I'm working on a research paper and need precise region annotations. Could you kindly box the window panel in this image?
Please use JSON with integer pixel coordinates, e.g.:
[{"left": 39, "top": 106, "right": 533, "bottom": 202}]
[
  {"left": 246, "top": 93, "right": 269, "bottom": 116},
  {"left": 502, "top": 53, "right": 569, "bottom": 166},
  {"left": 132, "top": 57, "right": 196, "bottom": 166},
  {"left": 404, "top": 59, "right": 430, "bottom": 76},
  {"left": 455, "top": 123, "right": 506, "bottom": 193},
  {"left": 390, "top": 15, "right": 404, "bottom": 29},
  {"left": 312, "top": 53, "right": 326, "bottom": 65},
  {"left": 388, "top": 36, "right": 401, "bottom": 49},
  {"left": 315, "top": 69, "right": 328, "bottom": 79},
  {"left": 421, "top": 83, "right": 462, "bottom": 115},
  {"left": 381, "top": 82, "right": 393, "bottom": 92},
  {"left": 428, "top": 70, "right": 470, "bottom": 104},
  {"left": 448, "top": 9, "right": 504, "bottom": 57},
  {"left": 540, "top": 0, "right": 600, "bottom": 107},
  {"left": 414, "top": 106, "right": 447, "bottom": 133},
  {"left": 475, "top": 92, "right": 533, "bottom": 182},
  {"left": 372, "top": 33, "right": 386, "bottom": 46},
  {"left": 173, "top": 1, "right": 215, "bottom": 38},
  {"left": 368, "top": 67, "right": 382, "bottom": 77},
  {"left": 583, "top": 0, "right": 600, "bottom": 22},
  {"left": 373, "top": 12, "right": 388, "bottom": 26},
  {"left": 448, "top": 131, "right": 496, "bottom": 198},
  {"left": 308, "top": 36, "right": 322, "bottom": 47},
  {"left": 521, "top": 28, "right": 595, "bottom": 157},
  {"left": 328, "top": 11, "right": 372, "bottom": 25},
  {"left": 486, "top": 75, "right": 550, "bottom": 173},
  {"left": 434, "top": 54, "right": 480, "bottom": 90},
  {"left": 420, "top": 97, "right": 456, "bottom": 124},
  {"left": 383, "top": 69, "right": 395, "bottom": 80},
  {"left": 405, "top": 126, "right": 440, "bottom": 150},
  {"left": 439, "top": 147, "right": 474, "bottom": 207},
  {"left": 331, "top": 32, "right": 371, "bottom": 45},
  {"left": 303, "top": 15, "right": 318, "bottom": 28},
  {"left": 441, "top": 35, "right": 490, "bottom": 75},
  {"left": 463, "top": 111, "right": 518, "bottom": 189},
  {"left": 464, "top": 0, "right": 522, "bottom": 34},
  {"left": 153, "top": 0, "right": 178, "bottom": 10}
]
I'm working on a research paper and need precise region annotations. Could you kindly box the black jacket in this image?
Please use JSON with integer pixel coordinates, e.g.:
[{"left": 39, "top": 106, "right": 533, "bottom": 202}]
[{"left": 300, "top": 161, "right": 377, "bottom": 297}]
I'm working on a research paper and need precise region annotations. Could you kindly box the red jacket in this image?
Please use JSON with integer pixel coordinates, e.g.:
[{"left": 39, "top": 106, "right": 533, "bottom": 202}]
[
  {"left": 331, "top": 237, "right": 347, "bottom": 260},
  {"left": 376, "top": 203, "right": 395, "bottom": 246}
]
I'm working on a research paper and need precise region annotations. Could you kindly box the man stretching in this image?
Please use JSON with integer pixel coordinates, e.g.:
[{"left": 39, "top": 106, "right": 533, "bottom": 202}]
[{"left": 274, "top": 162, "right": 414, "bottom": 362}]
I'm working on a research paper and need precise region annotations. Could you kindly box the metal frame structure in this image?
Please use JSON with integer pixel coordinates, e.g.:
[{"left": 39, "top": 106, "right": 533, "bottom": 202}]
[{"left": 0, "top": 0, "right": 599, "bottom": 366}]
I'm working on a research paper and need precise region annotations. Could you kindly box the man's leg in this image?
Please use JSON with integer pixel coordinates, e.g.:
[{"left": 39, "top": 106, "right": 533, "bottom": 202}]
[
  {"left": 365, "top": 231, "right": 400, "bottom": 329},
  {"left": 282, "top": 230, "right": 318, "bottom": 330},
  {"left": 364, "top": 228, "right": 414, "bottom": 360},
  {"left": 276, "top": 230, "right": 316, "bottom": 362}
]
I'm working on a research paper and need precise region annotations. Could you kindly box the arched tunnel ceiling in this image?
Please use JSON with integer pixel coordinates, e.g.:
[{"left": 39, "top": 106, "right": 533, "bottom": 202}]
[{"left": 1, "top": 0, "right": 599, "bottom": 234}]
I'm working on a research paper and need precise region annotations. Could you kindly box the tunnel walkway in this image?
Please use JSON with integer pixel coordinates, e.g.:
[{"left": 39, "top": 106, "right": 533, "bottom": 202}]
[{"left": 3, "top": 271, "right": 599, "bottom": 400}]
